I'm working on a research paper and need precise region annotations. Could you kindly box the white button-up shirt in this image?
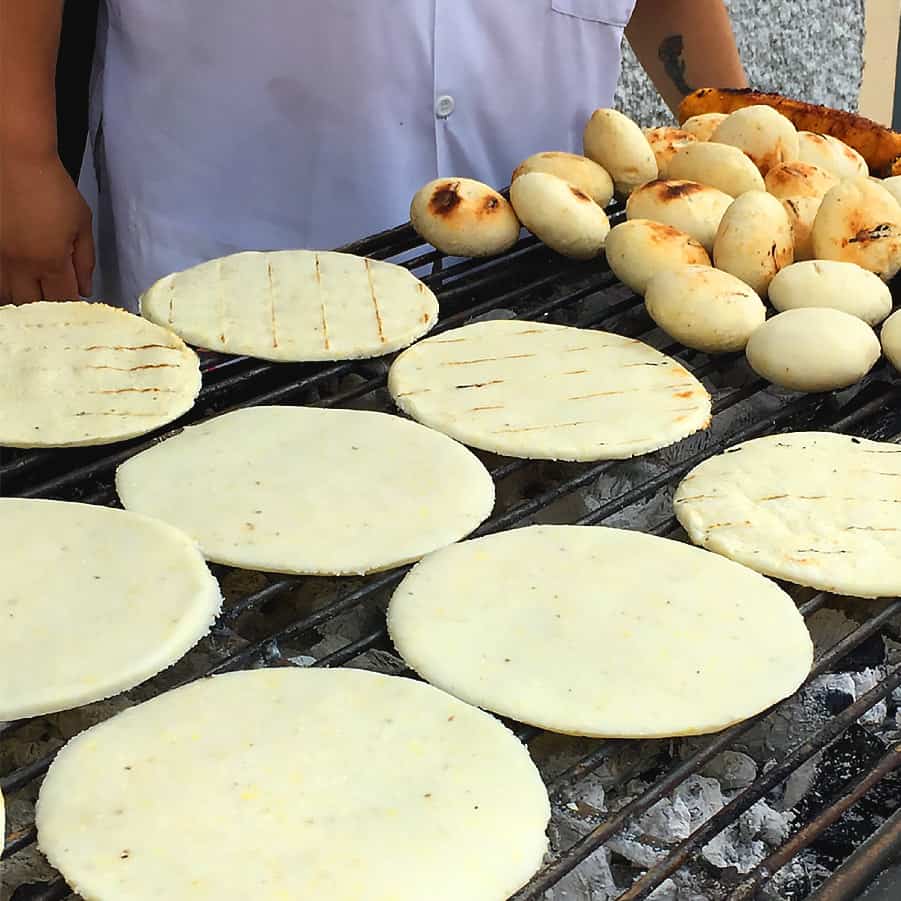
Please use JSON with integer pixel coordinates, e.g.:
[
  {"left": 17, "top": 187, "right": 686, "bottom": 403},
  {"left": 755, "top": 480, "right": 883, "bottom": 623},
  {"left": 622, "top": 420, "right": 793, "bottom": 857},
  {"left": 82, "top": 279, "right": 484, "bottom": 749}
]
[{"left": 80, "top": 0, "right": 637, "bottom": 309}]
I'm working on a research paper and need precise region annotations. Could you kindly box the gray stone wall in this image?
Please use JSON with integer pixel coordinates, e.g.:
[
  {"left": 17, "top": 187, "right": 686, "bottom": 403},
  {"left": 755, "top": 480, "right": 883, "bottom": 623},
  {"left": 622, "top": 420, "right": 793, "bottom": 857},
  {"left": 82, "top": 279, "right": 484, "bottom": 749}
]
[{"left": 615, "top": 0, "right": 866, "bottom": 126}]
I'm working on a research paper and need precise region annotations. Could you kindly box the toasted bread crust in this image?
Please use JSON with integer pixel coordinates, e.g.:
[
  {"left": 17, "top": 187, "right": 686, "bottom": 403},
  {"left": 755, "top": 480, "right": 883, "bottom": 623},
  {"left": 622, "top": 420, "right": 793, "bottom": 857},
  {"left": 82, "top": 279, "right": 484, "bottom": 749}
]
[{"left": 678, "top": 88, "right": 901, "bottom": 174}]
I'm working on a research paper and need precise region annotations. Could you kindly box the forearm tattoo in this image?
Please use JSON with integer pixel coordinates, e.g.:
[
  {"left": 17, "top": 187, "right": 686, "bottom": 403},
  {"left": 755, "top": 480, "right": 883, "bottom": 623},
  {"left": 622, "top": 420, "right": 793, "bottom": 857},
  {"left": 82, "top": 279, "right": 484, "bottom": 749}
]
[{"left": 658, "top": 34, "right": 694, "bottom": 97}]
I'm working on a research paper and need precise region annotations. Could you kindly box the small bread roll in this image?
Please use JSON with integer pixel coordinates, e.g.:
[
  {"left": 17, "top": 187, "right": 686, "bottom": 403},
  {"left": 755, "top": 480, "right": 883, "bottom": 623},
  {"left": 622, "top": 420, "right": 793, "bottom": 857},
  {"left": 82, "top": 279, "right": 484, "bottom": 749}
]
[
  {"left": 605, "top": 219, "right": 711, "bottom": 295},
  {"left": 583, "top": 109, "right": 658, "bottom": 196},
  {"left": 880, "top": 309, "right": 901, "bottom": 372},
  {"left": 881, "top": 175, "right": 901, "bottom": 207},
  {"left": 509, "top": 171, "right": 610, "bottom": 260},
  {"left": 746, "top": 308, "right": 880, "bottom": 392},
  {"left": 410, "top": 178, "right": 520, "bottom": 257},
  {"left": 681, "top": 113, "right": 728, "bottom": 142},
  {"left": 645, "top": 265, "right": 766, "bottom": 353},
  {"left": 711, "top": 106, "right": 800, "bottom": 175},
  {"left": 667, "top": 143, "right": 765, "bottom": 197},
  {"left": 643, "top": 127, "right": 697, "bottom": 178},
  {"left": 811, "top": 177, "right": 901, "bottom": 280},
  {"left": 713, "top": 191, "right": 794, "bottom": 297},
  {"left": 626, "top": 179, "right": 733, "bottom": 253},
  {"left": 764, "top": 162, "right": 839, "bottom": 260},
  {"left": 769, "top": 261, "right": 892, "bottom": 326},
  {"left": 797, "top": 131, "right": 868, "bottom": 180},
  {"left": 512, "top": 152, "right": 614, "bottom": 207}
]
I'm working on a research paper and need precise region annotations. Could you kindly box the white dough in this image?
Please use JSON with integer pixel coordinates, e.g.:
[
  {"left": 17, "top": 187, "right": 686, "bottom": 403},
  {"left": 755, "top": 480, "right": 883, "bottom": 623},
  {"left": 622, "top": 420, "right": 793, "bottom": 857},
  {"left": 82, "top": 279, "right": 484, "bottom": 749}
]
[
  {"left": 710, "top": 105, "right": 800, "bottom": 175},
  {"left": 509, "top": 171, "right": 610, "bottom": 260},
  {"left": 676, "top": 432, "right": 901, "bottom": 597},
  {"left": 0, "top": 301, "right": 200, "bottom": 448},
  {"left": 797, "top": 131, "right": 868, "bottom": 180},
  {"left": 0, "top": 499, "right": 220, "bottom": 720},
  {"left": 388, "top": 320, "right": 711, "bottom": 462},
  {"left": 512, "top": 152, "right": 614, "bottom": 207},
  {"left": 141, "top": 250, "right": 439, "bottom": 362},
  {"left": 745, "top": 307, "right": 880, "bottom": 392},
  {"left": 764, "top": 162, "right": 839, "bottom": 261},
  {"left": 626, "top": 179, "right": 733, "bottom": 253},
  {"left": 667, "top": 142, "right": 766, "bottom": 197},
  {"left": 605, "top": 218, "right": 711, "bottom": 295},
  {"left": 768, "top": 261, "right": 892, "bottom": 325},
  {"left": 37, "top": 668, "right": 550, "bottom": 901},
  {"left": 410, "top": 178, "right": 521, "bottom": 258},
  {"left": 583, "top": 108, "right": 658, "bottom": 196},
  {"left": 713, "top": 191, "right": 794, "bottom": 298},
  {"left": 643, "top": 127, "right": 697, "bottom": 178},
  {"left": 811, "top": 178, "right": 901, "bottom": 281},
  {"left": 388, "top": 525, "right": 813, "bottom": 737},
  {"left": 680, "top": 113, "right": 728, "bottom": 142},
  {"left": 881, "top": 309, "right": 901, "bottom": 371},
  {"left": 645, "top": 266, "right": 766, "bottom": 353},
  {"left": 115, "top": 406, "right": 494, "bottom": 575}
]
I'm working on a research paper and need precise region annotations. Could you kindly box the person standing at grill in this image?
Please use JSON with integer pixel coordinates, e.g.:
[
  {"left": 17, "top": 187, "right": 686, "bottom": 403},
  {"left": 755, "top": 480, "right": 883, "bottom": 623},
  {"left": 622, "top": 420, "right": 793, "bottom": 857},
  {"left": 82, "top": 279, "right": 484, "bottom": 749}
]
[{"left": 0, "top": 1, "right": 746, "bottom": 309}]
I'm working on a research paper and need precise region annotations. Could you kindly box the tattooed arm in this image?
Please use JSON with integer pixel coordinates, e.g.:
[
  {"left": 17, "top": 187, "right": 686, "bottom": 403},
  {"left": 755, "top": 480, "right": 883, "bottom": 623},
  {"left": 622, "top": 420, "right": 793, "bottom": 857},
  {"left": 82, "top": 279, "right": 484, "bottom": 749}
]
[{"left": 625, "top": 0, "right": 747, "bottom": 117}]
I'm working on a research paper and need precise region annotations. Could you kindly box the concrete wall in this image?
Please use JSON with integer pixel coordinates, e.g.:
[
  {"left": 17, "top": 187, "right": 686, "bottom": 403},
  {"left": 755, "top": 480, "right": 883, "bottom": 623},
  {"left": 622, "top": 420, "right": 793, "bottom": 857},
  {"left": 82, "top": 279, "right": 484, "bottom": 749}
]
[{"left": 615, "top": 0, "right": 867, "bottom": 126}]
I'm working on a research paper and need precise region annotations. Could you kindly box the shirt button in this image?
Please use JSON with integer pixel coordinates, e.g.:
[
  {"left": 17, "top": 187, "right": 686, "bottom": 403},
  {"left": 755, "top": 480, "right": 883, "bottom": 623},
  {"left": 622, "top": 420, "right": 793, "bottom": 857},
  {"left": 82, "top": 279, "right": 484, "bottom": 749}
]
[{"left": 435, "top": 94, "right": 455, "bottom": 119}]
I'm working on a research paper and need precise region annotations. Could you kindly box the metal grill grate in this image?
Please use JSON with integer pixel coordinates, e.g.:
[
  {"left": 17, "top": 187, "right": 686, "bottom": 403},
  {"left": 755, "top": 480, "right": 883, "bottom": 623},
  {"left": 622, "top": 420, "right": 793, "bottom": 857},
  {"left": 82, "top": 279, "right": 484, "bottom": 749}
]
[{"left": 3, "top": 207, "right": 901, "bottom": 900}]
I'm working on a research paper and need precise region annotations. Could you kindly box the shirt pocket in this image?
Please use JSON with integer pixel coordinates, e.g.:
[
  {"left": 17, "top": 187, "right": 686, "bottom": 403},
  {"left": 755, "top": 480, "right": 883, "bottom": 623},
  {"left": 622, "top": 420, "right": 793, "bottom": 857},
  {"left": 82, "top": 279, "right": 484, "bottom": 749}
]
[{"left": 550, "top": 0, "right": 636, "bottom": 27}]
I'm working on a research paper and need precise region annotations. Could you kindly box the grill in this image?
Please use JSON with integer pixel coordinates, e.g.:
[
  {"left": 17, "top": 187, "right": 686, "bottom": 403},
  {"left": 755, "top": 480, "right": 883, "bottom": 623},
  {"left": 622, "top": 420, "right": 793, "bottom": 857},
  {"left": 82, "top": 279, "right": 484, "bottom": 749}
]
[{"left": 3, "top": 205, "right": 901, "bottom": 900}]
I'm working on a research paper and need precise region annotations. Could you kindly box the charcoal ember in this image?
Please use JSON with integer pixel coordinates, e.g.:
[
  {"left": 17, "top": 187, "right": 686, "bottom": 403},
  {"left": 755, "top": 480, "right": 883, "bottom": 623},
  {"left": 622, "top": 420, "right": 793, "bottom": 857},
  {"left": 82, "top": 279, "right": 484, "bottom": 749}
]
[
  {"left": 734, "top": 671, "right": 882, "bottom": 762},
  {"left": 885, "top": 636, "right": 901, "bottom": 666},
  {"left": 607, "top": 834, "right": 670, "bottom": 868},
  {"left": 2, "top": 797, "right": 60, "bottom": 901},
  {"left": 806, "top": 608, "right": 858, "bottom": 657},
  {"left": 781, "top": 754, "right": 822, "bottom": 811},
  {"left": 740, "top": 801, "right": 793, "bottom": 847},
  {"left": 347, "top": 648, "right": 407, "bottom": 676},
  {"left": 529, "top": 733, "right": 606, "bottom": 782},
  {"left": 580, "top": 457, "right": 670, "bottom": 530},
  {"left": 641, "top": 794, "right": 693, "bottom": 843},
  {"left": 546, "top": 812, "right": 622, "bottom": 900},
  {"left": 788, "top": 725, "right": 897, "bottom": 865},
  {"left": 838, "top": 631, "right": 888, "bottom": 671},
  {"left": 850, "top": 669, "right": 889, "bottom": 726},
  {"left": 701, "top": 751, "right": 758, "bottom": 790},
  {"left": 761, "top": 853, "right": 819, "bottom": 900},
  {"left": 701, "top": 799, "right": 791, "bottom": 874}
]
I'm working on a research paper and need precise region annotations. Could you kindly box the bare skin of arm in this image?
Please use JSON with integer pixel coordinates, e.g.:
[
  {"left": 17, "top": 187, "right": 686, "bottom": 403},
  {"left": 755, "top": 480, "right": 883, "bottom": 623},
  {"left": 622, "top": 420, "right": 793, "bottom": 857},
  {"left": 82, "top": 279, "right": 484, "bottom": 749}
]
[
  {"left": 626, "top": 0, "right": 748, "bottom": 117},
  {"left": 0, "top": 0, "right": 94, "bottom": 304}
]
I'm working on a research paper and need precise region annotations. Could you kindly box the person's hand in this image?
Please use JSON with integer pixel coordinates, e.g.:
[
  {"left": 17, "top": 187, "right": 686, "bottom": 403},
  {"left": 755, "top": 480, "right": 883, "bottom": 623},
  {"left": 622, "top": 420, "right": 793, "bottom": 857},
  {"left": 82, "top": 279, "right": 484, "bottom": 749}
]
[{"left": 0, "top": 150, "right": 94, "bottom": 304}]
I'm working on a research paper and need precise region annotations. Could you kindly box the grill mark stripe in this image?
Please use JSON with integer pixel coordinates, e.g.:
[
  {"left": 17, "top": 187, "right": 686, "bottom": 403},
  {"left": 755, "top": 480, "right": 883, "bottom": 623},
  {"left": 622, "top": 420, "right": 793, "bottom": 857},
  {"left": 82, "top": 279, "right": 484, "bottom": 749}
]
[
  {"left": 316, "top": 254, "right": 330, "bottom": 351},
  {"left": 364, "top": 258, "right": 386, "bottom": 344},
  {"left": 89, "top": 364, "right": 180, "bottom": 371},
  {"left": 89, "top": 388, "right": 179, "bottom": 395},
  {"left": 82, "top": 344, "right": 179, "bottom": 352},
  {"left": 442, "top": 354, "right": 536, "bottom": 366}
]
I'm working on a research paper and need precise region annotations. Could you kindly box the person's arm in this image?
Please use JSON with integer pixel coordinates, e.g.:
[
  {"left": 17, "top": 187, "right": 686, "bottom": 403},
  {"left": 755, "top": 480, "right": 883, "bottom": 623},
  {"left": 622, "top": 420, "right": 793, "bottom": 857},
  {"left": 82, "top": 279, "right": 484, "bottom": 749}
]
[
  {"left": 0, "top": 0, "right": 94, "bottom": 304},
  {"left": 626, "top": 0, "right": 748, "bottom": 117}
]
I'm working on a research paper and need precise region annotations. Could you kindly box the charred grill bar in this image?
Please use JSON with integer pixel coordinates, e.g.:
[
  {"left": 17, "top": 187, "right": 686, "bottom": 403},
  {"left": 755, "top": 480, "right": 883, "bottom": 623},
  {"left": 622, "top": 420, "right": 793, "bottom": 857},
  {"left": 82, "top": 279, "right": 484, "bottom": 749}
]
[{"left": 2, "top": 207, "right": 901, "bottom": 899}]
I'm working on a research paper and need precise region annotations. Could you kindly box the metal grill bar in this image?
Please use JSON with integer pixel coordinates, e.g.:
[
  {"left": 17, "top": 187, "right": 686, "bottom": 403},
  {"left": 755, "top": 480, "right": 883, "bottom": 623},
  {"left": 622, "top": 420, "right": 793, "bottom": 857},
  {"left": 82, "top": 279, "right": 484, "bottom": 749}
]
[
  {"left": 4, "top": 209, "right": 901, "bottom": 901},
  {"left": 617, "top": 671, "right": 901, "bottom": 900},
  {"left": 510, "top": 598, "right": 901, "bottom": 900},
  {"left": 727, "top": 743, "right": 901, "bottom": 900},
  {"left": 808, "top": 807, "right": 901, "bottom": 900}
]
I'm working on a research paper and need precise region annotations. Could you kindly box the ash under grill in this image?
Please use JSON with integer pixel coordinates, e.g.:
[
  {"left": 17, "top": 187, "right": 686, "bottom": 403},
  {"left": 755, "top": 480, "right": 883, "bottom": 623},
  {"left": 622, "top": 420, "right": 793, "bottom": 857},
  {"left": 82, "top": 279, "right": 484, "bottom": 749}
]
[{"left": 3, "top": 207, "right": 901, "bottom": 900}]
